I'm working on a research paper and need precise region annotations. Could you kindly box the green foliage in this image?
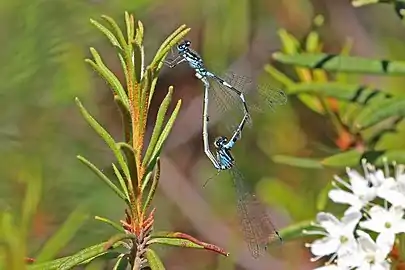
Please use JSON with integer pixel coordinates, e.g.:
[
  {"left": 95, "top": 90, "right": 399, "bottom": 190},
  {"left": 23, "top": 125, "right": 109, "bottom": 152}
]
[
  {"left": 38, "top": 11, "right": 228, "bottom": 270},
  {"left": 276, "top": 220, "right": 314, "bottom": 242},
  {"left": 271, "top": 155, "right": 323, "bottom": 169},
  {"left": 30, "top": 241, "right": 125, "bottom": 270},
  {"left": 321, "top": 150, "right": 362, "bottom": 168},
  {"left": 145, "top": 249, "right": 165, "bottom": 270},
  {"left": 0, "top": 160, "right": 87, "bottom": 270},
  {"left": 267, "top": 13, "right": 405, "bottom": 246},
  {"left": 269, "top": 14, "right": 405, "bottom": 170},
  {"left": 148, "top": 232, "right": 229, "bottom": 256},
  {"left": 273, "top": 52, "right": 405, "bottom": 75}
]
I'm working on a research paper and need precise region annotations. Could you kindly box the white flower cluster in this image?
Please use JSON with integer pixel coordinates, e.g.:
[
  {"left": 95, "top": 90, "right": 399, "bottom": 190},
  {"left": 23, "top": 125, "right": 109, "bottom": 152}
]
[{"left": 305, "top": 159, "right": 405, "bottom": 270}]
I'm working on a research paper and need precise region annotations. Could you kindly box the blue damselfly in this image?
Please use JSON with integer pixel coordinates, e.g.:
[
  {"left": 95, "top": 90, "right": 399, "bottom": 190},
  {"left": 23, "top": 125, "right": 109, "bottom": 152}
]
[
  {"left": 164, "top": 40, "right": 287, "bottom": 168},
  {"left": 211, "top": 113, "right": 283, "bottom": 258}
]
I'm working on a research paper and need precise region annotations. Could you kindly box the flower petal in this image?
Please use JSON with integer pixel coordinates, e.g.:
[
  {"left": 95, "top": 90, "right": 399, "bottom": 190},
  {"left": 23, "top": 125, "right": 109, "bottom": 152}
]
[
  {"left": 357, "top": 230, "right": 377, "bottom": 252},
  {"left": 360, "top": 219, "right": 384, "bottom": 233},
  {"left": 328, "top": 189, "right": 363, "bottom": 209},
  {"left": 392, "top": 220, "right": 405, "bottom": 234},
  {"left": 341, "top": 210, "right": 362, "bottom": 233},
  {"left": 337, "top": 248, "right": 362, "bottom": 268},
  {"left": 347, "top": 169, "right": 368, "bottom": 193},
  {"left": 310, "top": 237, "right": 340, "bottom": 256},
  {"left": 390, "top": 205, "right": 404, "bottom": 219},
  {"left": 368, "top": 205, "right": 386, "bottom": 220},
  {"left": 378, "top": 189, "right": 405, "bottom": 208},
  {"left": 316, "top": 212, "right": 341, "bottom": 235},
  {"left": 376, "top": 231, "right": 395, "bottom": 256},
  {"left": 369, "top": 170, "right": 385, "bottom": 187}
]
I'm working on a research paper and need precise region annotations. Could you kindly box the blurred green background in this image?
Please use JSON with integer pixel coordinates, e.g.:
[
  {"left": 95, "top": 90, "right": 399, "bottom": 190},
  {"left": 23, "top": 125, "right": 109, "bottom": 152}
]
[{"left": 2, "top": 0, "right": 405, "bottom": 269}]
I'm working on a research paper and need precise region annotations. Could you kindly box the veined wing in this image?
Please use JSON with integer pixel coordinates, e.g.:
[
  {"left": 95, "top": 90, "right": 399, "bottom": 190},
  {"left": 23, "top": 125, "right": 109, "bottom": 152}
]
[
  {"left": 226, "top": 72, "right": 288, "bottom": 113},
  {"left": 207, "top": 74, "right": 251, "bottom": 137},
  {"left": 229, "top": 167, "right": 282, "bottom": 258}
]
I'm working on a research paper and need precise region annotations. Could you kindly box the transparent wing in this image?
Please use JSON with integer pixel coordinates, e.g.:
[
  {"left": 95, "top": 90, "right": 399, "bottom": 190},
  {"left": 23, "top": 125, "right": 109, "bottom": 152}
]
[
  {"left": 226, "top": 72, "right": 288, "bottom": 113},
  {"left": 207, "top": 71, "right": 288, "bottom": 138},
  {"left": 229, "top": 167, "right": 282, "bottom": 258},
  {"left": 207, "top": 75, "right": 249, "bottom": 137}
]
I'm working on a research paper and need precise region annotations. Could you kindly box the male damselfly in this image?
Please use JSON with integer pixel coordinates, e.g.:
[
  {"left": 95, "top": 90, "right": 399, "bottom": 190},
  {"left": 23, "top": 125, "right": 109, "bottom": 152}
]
[{"left": 164, "top": 40, "right": 287, "bottom": 167}]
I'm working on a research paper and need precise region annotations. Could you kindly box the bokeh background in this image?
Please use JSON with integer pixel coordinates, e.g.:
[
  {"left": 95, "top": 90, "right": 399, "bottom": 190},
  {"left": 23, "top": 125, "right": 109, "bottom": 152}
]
[{"left": 2, "top": 0, "right": 405, "bottom": 269}]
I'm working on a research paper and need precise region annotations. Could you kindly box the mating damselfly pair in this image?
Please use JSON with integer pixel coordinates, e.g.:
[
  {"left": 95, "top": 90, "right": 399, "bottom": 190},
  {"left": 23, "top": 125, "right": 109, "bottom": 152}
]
[{"left": 163, "top": 40, "right": 287, "bottom": 258}]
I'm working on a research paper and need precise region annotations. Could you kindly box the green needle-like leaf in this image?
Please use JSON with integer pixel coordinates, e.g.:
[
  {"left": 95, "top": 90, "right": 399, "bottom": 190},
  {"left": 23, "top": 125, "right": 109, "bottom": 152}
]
[
  {"left": 135, "top": 20, "right": 144, "bottom": 46},
  {"left": 101, "top": 15, "right": 128, "bottom": 49},
  {"left": 133, "top": 43, "right": 143, "bottom": 83},
  {"left": 148, "top": 237, "right": 203, "bottom": 248},
  {"left": 134, "top": 21, "right": 145, "bottom": 82},
  {"left": 143, "top": 87, "right": 173, "bottom": 166},
  {"left": 77, "top": 155, "right": 127, "bottom": 202},
  {"left": 142, "top": 158, "right": 160, "bottom": 215},
  {"left": 104, "top": 233, "right": 137, "bottom": 250},
  {"left": 35, "top": 207, "right": 88, "bottom": 263},
  {"left": 58, "top": 241, "right": 124, "bottom": 270},
  {"left": 148, "top": 232, "right": 228, "bottom": 256},
  {"left": 316, "top": 182, "right": 332, "bottom": 212},
  {"left": 112, "top": 163, "right": 130, "bottom": 200},
  {"left": 273, "top": 52, "right": 405, "bottom": 75},
  {"left": 145, "top": 249, "right": 165, "bottom": 270},
  {"left": 76, "top": 98, "right": 130, "bottom": 181},
  {"left": 114, "top": 96, "right": 132, "bottom": 143},
  {"left": 117, "top": 142, "right": 138, "bottom": 189},
  {"left": 305, "top": 30, "right": 320, "bottom": 53},
  {"left": 86, "top": 48, "right": 129, "bottom": 108},
  {"left": 288, "top": 82, "right": 392, "bottom": 104},
  {"left": 354, "top": 98, "right": 405, "bottom": 130},
  {"left": 278, "top": 29, "right": 300, "bottom": 54},
  {"left": 264, "top": 64, "right": 295, "bottom": 88},
  {"left": 150, "top": 25, "right": 190, "bottom": 69},
  {"left": 125, "top": 12, "right": 134, "bottom": 44},
  {"left": 148, "top": 99, "right": 182, "bottom": 169},
  {"left": 90, "top": 19, "right": 122, "bottom": 50},
  {"left": 95, "top": 216, "right": 126, "bottom": 233},
  {"left": 28, "top": 253, "right": 122, "bottom": 270},
  {"left": 113, "top": 254, "right": 129, "bottom": 270},
  {"left": 141, "top": 171, "right": 153, "bottom": 192},
  {"left": 1, "top": 212, "right": 25, "bottom": 270},
  {"left": 277, "top": 220, "right": 315, "bottom": 242},
  {"left": 321, "top": 150, "right": 363, "bottom": 168},
  {"left": 21, "top": 162, "right": 41, "bottom": 238},
  {"left": 271, "top": 155, "right": 323, "bottom": 169},
  {"left": 139, "top": 68, "right": 152, "bottom": 131},
  {"left": 372, "top": 150, "right": 405, "bottom": 166},
  {"left": 28, "top": 256, "right": 70, "bottom": 270},
  {"left": 148, "top": 76, "right": 159, "bottom": 108}
]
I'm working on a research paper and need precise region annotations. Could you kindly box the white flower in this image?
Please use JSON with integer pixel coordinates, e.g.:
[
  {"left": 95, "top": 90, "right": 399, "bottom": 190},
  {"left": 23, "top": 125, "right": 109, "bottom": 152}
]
[
  {"left": 304, "top": 211, "right": 361, "bottom": 262},
  {"left": 328, "top": 160, "right": 386, "bottom": 212},
  {"left": 360, "top": 204, "right": 405, "bottom": 246},
  {"left": 376, "top": 164, "right": 405, "bottom": 208},
  {"left": 353, "top": 230, "right": 391, "bottom": 270}
]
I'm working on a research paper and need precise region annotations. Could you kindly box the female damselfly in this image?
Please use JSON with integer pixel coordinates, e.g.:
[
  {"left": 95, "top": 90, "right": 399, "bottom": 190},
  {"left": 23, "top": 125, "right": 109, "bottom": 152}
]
[{"left": 209, "top": 113, "right": 283, "bottom": 258}]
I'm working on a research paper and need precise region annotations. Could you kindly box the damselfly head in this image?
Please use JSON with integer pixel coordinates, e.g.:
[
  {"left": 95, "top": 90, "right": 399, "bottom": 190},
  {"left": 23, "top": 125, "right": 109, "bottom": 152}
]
[
  {"left": 177, "top": 40, "right": 191, "bottom": 52},
  {"left": 214, "top": 136, "right": 228, "bottom": 149}
]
